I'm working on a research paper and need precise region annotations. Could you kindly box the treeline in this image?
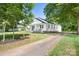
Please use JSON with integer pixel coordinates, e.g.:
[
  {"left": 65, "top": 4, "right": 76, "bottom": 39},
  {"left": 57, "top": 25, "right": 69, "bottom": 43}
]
[{"left": 44, "top": 3, "right": 79, "bottom": 34}]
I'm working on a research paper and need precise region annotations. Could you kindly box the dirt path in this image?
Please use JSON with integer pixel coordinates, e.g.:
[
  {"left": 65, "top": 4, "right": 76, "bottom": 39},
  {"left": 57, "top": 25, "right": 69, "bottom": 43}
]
[{"left": 0, "top": 34, "right": 64, "bottom": 56}]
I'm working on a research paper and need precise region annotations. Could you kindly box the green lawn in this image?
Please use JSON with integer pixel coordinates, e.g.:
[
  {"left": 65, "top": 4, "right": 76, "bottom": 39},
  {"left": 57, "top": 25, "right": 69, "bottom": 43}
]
[
  {"left": 49, "top": 34, "right": 79, "bottom": 56},
  {"left": 0, "top": 31, "right": 30, "bottom": 35},
  {"left": 0, "top": 33, "right": 49, "bottom": 51}
]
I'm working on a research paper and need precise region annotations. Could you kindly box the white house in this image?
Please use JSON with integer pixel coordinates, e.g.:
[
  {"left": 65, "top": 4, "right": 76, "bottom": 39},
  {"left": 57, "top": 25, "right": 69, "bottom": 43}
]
[{"left": 29, "top": 18, "right": 62, "bottom": 32}]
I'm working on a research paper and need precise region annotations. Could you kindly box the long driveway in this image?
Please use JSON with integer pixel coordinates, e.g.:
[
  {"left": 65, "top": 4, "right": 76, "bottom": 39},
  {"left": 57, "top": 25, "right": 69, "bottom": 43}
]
[{"left": 0, "top": 34, "right": 64, "bottom": 56}]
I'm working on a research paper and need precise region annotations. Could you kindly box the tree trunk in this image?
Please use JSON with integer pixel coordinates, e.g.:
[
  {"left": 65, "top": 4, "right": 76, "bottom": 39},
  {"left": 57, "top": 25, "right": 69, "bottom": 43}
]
[
  {"left": 2, "top": 24, "right": 5, "bottom": 42},
  {"left": 12, "top": 26, "right": 15, "bottom": 40},
  {"left": 23, "top": 27, "right": 25, "bottom": 38},
  {"left": 77, "top": 16, "right": 79, "bottom": 35}
]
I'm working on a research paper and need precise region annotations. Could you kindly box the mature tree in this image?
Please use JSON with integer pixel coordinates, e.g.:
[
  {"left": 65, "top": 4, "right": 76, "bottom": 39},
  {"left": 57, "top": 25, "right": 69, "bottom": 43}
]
[
  {"left": 0, "top": 4, "right": 11, "bottom": 42},
  {"left": 23, "top": 4, "right": 34, "bottom": 28},
  {"left": 19, "top": 3, "right": 34, "bottom": 37},
  {"left": 0, "top": 4, "right": 33, "bottom": 41},
  {"left": 72, "top": 6, "right": 79, "bottom": 34},
  {"left": 44, "top": 3, "right": 79, "bottom": 34},
  {"left": 6, "top": 4, "right": 24, "bottom": 40},
  {"left": 0, "top": 20, "right": 10, "bottom": 42},
  {"left": 0, "top": 3, "right": 35, "bottom": 41}
]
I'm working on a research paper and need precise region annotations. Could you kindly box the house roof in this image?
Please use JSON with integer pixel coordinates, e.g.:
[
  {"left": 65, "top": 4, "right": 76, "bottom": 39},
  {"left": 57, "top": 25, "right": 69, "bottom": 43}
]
[
  {"left": 35, "top": 17, "right": 48, "bottom": 24},
  {"left": 35, "top": 17, "right": 57, "bottom": 24}
]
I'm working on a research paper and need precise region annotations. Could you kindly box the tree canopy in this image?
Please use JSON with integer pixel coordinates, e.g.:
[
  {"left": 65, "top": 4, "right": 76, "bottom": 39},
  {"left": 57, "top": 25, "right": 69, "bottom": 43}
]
[
  {"left": 44, "top": 3, "right": 79, "bottom": 32},
  {"left": 0, "top": 3, "right": 34, "bottom": 31},
  {"left": 0, "top": 3, "right": 35, "bottom": 41}
]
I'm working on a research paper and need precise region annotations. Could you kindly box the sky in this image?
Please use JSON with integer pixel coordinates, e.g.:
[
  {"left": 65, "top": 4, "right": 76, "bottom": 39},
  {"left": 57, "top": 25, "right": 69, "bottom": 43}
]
[{"left": 32, "top": 3, "right": 47, "bottom": 19}]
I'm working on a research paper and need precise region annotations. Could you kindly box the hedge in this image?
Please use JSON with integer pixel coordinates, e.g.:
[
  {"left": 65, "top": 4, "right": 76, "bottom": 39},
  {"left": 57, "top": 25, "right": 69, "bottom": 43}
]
[{"left": 0, "top": 34, "right": 30, "bottom": 41}]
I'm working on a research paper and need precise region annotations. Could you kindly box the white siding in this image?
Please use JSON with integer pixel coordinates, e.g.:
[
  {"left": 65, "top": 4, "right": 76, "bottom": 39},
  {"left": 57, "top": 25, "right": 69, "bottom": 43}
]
[{"left": 29, "top": 18, "right": 62, "bottom": 32}]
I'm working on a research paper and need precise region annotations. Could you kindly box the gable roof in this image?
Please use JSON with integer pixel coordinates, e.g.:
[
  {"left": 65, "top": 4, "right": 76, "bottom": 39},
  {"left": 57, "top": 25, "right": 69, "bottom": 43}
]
[{"left": 35, "top": 17, "right": 48, "bottom": 24}]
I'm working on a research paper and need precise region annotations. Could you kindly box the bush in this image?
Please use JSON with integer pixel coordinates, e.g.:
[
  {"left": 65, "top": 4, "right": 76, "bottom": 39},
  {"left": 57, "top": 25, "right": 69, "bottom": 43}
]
[{"left": 0, "top": 33, "right": 30, "bottom": 41}]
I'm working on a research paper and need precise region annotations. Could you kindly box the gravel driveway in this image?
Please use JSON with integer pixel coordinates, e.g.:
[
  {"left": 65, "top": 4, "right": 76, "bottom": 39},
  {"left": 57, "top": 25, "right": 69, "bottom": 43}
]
[{"left": 0, "top": 34, "right": 64, "bottom": 56}]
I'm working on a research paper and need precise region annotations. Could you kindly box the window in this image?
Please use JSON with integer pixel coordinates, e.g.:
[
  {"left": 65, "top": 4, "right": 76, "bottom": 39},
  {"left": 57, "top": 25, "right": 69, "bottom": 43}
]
[
  {"left": 48, "top": 24, "right": 50, "bottom": 28},
  {"left": 40, "top": 25, "right": 43, "bottom": 28},
  {"left": 54, "top": 25, "right": 55, "bottom": 29},
  {"left": 32, "top": 25, "right": 35, "bottom": 30}
]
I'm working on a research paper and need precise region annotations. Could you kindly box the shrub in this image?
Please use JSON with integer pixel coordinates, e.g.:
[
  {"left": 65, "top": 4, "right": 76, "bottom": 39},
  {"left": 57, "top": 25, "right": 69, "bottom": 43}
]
[{"left": 0, "top": 33, "right": 30, "bottom": 41}]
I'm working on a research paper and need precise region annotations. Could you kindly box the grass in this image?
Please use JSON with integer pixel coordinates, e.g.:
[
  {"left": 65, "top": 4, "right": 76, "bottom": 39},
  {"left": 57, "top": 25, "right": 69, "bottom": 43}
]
[
  {"left": 0, "top": 33, "right": 49, "bottom": 51},
  {"left": 0, "top": 31, "right": 30, "bottom": 35},
  {"left": 49, "top": 34, "right": 79, "bottom": 56}
]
